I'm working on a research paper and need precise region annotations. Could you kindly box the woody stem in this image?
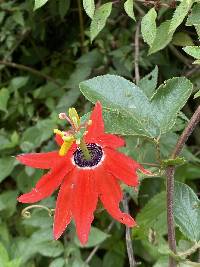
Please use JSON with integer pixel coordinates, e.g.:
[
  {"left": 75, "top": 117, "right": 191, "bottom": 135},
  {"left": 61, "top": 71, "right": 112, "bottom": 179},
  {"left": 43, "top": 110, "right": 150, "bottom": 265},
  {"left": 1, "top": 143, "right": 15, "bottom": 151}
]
[
  {"left": 166, "top": 105, "right": 200, "bottom": 267},
  {"left": 79, "top": 139, "right": 91, "bottom": 160}
]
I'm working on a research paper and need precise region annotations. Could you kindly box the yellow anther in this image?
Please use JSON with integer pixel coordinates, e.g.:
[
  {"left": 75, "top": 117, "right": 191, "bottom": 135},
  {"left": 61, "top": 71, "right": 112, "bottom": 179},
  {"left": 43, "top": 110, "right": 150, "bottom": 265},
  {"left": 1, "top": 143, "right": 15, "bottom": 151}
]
[
  {"left": 88, "top": 120, "right": 92, "bottom": 126},
  {"left": 59, "top": 140, "right": 74, "bottom": 156},
  {"left": 68, "top": 108, "right": 80, "bottom": 129},
  {"left": 54, "top": 129, "right": 63, "bottom": 136}
]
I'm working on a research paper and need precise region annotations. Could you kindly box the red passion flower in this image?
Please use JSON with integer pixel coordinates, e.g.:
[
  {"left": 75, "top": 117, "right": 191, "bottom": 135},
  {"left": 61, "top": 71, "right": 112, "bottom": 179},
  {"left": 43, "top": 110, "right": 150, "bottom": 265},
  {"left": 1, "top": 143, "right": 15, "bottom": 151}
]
[{"left": 17, "top": 102, "right": 150, "bottom": 244}]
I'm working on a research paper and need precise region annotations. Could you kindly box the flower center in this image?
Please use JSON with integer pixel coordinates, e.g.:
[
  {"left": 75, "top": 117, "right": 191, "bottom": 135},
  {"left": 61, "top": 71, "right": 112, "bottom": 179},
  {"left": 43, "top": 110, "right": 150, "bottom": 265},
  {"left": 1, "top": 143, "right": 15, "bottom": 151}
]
[{"left": 73, "top": 143, "right": 103, "bottom": 168}]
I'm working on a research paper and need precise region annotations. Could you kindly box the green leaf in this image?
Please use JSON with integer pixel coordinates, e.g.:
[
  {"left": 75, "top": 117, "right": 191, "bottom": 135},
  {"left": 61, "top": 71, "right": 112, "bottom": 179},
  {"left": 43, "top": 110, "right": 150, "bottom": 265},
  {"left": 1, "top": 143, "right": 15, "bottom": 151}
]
[
  {"left": 11, "top": 238, "right": 37, "bottom": 264},
  {"left": 138, "top": 66, "right": 158, "bottom": 98},
  {"left": 174, "top": 182, "right": 200, "bottom": 242},
  {"left": 124, "top": 0, "right": 135, "bottom": 21},
  {"left": 80, "top": 75, "right": 192, "bottom": 138},
  {"left": 0, "top": 157, "right": 15, "bottom": 183},
  {"left": 74, "top": 226, "right": 109, "bottom": 248},
  {"left": 133, "top": 192, "right": 167, "bottom": 238},
  {"left": 153, "top": 257, "right": 168, "bottom": 267},
  {"left": 141, "top": 8, "right": 157, "bottom": 47},
  {"left": 37, "top": 240, "right": 64, "bottom": 257},
  {"left": 80, "top": 74, "right": 153, "bottom": 137},
  {"left": 13, "top": 10, "right": 24, "bottom": 26},
  {"left": 0, "top": 88, "right": 9, "bottom": 113},
  {"left": 22, "top": 209, "right": 52, "bottom": 228},
  {"left": 193, "top": 59, "right": 200, "bottom": 65},
  {"left": 103, "top": 250, "right": 124, "bottom": 267},
  {"left": 169, "top": 0, "right": 193, "bottom": 33},
  {"left": 49, "top": 258, "right": 65, "bottom": 267},
  {"left": 7, "top": 258, "right": 21, "bottom": 267},
  {"left": 31, "top": 227, "right": 54, "bottom": 243},
  {"left": 194, "top": 90, "right": 200, "bottom": 98},
  {"left": 83, "top": 0, "right": 95, "bottom": 19},
  {"left": 0, "top": 243, "right": 9, "bottom": 266},
  {"left": 0, "top": 223, "right": 9, "bottom": 245},
  {"left": 103, "top": 110, "right": 146, "bottom": 136},
  {"left": 175, "top": 163, "right": 200, "bottom": 182},
  {"left": 161, "top": 157, "right": 186, "bottom": 167},
  {"left": 90, "top": 2, "right": 112, "bottom": 41},
  {"left": 0, "top": 136, "right": 11, "bottom": 151},
  {"left": 195, "top": 25, "right": 200, "bottom": 40},
  {"left": 57, "top": 50, "right": 101, "bottom": 112},
  {"left": 34, "top": 0, "right": 49, "bottom": 10},
  {"left": 149, "top": 20, "right": 173, "bottom": 55},
  {"left": 9, "top": 76, "right": 29, "bottom": 91},
  {"left": 172, "top": 32, "right": 194, "bottom": 46},
  {"left": 20, "top": 119, "right": 56, "bottom": 152},
  {"left": 16, "top": 169, "right": 43, "bottom": 193},
  {"left": 183, "top": 46, "right": 200, "bottom": 59},
  {"left": 149, "top": 77, "right": 192, "bottom": 134},
  {"left": 59, "top": 0, "right": 70, "bottom": 19},
  {"left": 0, "top": 190, "right": 18, "bottom": 217},
  {"left": 72, "top": 259, "right": 89, "bottom": 267},
  {"left": 186, "top": 3, "right": 200, "bottom": 26}
]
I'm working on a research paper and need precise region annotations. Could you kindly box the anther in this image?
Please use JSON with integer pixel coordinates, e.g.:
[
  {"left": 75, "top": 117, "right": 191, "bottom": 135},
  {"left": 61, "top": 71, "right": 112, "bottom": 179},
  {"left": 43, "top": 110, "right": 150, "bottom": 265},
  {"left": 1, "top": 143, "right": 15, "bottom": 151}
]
[{"left": 54, "top": 129, "right": 63, "bottom": 136}]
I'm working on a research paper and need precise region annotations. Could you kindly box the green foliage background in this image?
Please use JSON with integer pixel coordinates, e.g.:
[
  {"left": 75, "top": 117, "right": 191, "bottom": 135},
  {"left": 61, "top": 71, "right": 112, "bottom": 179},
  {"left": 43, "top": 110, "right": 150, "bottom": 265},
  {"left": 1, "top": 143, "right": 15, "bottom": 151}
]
[{"left": 0, "top": 0, "right": 200, "bottom": 266}]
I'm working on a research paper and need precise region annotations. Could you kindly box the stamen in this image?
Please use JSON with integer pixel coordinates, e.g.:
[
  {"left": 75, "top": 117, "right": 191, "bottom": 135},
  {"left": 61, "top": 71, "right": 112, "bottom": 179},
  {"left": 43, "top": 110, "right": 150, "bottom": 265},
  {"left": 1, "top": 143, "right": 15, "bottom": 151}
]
[
  {"left": 55, "top": 108, "right": 92, "bottom": 158},
  {"left": 58, "top": 112, "right": 72, "bottom": 125}
]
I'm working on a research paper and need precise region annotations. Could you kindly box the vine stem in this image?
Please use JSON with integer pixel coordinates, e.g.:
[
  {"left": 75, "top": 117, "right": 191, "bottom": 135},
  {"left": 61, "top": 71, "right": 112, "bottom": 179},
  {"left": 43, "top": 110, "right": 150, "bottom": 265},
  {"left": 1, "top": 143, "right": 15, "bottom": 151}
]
[
  {"left": 134, "top": 21, "right": 140, "bottom": 85},
  {"left": 123, "top": 195, "right": 136, "bottom": 267},
  {"left": 77, "top": 0, "right": 85, "bottom": 53},
  {"left": 85, "top": 221, "right": 114, "bottom": 264},
  {"left": 0, "top": 60, "right": 61, "bottom": 87},
  {"left": 166, "top": 105, "right": 200, "bottom": 267}
]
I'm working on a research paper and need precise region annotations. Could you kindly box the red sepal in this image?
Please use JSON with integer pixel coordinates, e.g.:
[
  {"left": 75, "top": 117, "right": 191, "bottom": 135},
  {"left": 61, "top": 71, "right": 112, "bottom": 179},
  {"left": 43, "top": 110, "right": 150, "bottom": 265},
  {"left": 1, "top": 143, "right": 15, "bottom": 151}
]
[
  {"left": 95, "top": 166, "right": 136, "bottom": 227},
  {"left": 72, "top": 170, "right": 98, "bottom": 245},
  {"left": 86, "top": 102, "right": 104, "bottom": 139},
  {"left": 53, "top": 171, "right": 75, "bottom": 240},
  {"left": 104, "top": 148, "right": 139, "bottom": 186},
  {"left": 18, "top": 161, "right": 74, "bottom": 203},
  {"left": 16, "top": 151, "right": 60, "bottom": 169},
  {"left": 89, "top": 134, "right": 125, "bottom": 149}
]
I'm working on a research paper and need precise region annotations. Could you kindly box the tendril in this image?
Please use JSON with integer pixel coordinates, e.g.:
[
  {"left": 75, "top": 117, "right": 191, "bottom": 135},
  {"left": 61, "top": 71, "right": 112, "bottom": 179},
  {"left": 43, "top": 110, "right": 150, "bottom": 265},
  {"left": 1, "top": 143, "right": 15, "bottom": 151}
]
[{"left": 21, "top": 205, "right": 55, "bottom": 218}]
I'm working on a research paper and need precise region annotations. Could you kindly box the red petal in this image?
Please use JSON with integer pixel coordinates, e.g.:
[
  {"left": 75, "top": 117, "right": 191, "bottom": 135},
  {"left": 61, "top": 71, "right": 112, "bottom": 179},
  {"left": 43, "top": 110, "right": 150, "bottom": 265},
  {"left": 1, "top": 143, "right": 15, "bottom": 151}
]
[
  {"left": 93, "top": 134, "right": 125, "bottom": 149},
  {"left": 95, "top": 167, "right": 136, "bottom": 227},
  {"left": 55, "top": 134, "right": 63, "bottom": 146},
  {"left": 72, "top": 170, "right": 98, "bottom": 245},
  {"left": 86, "top": 102, "right": 104, "bottom": 139},
  {"left": 53, "top": 170, "right": 76, "bottom": 240},
  {"left": 104, "top": 148, "right": 139, "bottom": 186},
  {"left": 18, "top": 160, "right": 74, "bottom": 203},
  {"left": 16, "top": 151, "right": 60, "bottom": 169}
]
